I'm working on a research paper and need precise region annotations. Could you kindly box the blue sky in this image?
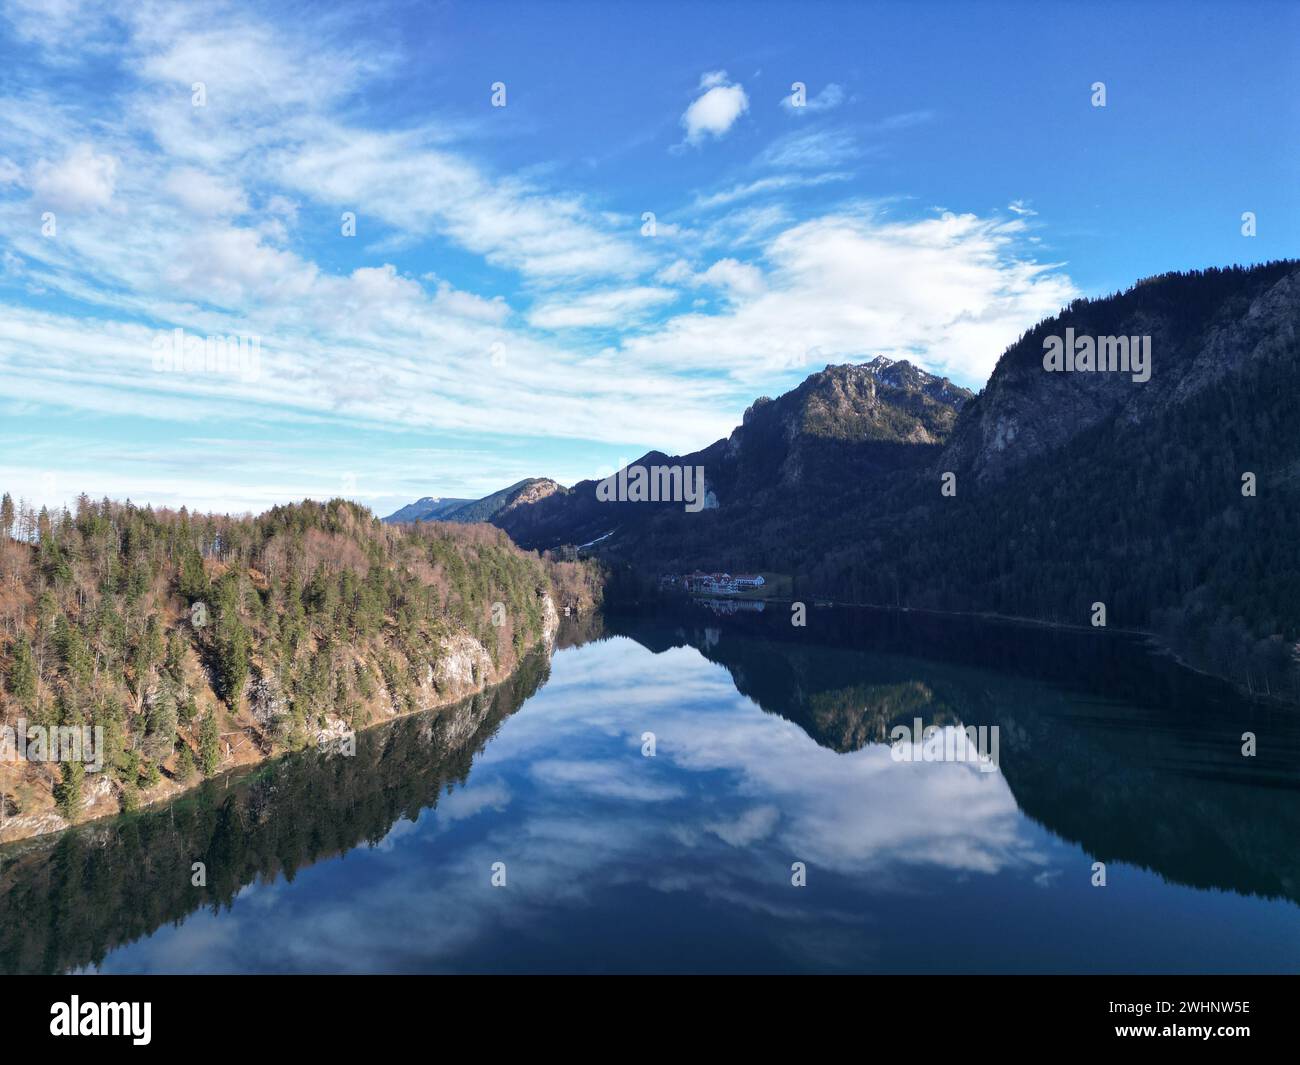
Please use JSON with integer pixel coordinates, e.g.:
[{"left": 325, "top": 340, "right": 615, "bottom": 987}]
[{"left": 0, "top": 0, "right": 1296, "bottom": 516}]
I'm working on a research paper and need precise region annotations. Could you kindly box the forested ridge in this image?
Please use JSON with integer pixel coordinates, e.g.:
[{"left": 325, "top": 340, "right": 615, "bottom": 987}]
[{"left": 0, "top": 496, "right": 592, "bottom": 838}]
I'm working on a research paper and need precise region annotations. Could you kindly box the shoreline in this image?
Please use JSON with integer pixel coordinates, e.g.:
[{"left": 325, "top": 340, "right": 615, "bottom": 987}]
[
  {"left": 0, "top": 617, "right": 560, "bottom": 848},
  {"left": 675, "top": 592, "right": 1295, "bottom": 708}
]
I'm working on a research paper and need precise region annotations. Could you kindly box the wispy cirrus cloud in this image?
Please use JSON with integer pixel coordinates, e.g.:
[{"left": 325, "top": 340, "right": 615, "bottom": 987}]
[
  {"left": 693, "top": 171, "right": 851, "bottom": 210},
  {"left": 756, "top": 126, "right": 861, "bottom": 169},
  {"left": 527, "top": 286, "right": 679, "bottom": 330}
]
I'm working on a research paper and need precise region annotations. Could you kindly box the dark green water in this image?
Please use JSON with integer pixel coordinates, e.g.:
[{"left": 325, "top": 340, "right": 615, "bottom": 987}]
[{"left": 2, "top": 603, "right": 1297, "bottom": 973}]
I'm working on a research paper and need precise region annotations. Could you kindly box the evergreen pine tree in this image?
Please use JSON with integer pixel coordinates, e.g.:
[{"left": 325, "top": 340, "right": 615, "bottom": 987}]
[
  {"left": 175, "top": 742, "right": 196, "bottom": 783},
  {"left": 55, "top": 760, "right": 84, "bottom": 821},
  {"left": 199, "top": 710, "right": 221, "bottom": 776},
  {"left": 6, "top": 635, "right": 37, "bottom": 703}
]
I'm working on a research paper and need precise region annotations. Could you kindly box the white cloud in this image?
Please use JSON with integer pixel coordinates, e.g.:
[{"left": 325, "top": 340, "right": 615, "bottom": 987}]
[
  {"left": 530, "top": 758, "right": 684, "bottom": 802},
  {"left": 275, "top": 128, "right": 651, "bottom": 282},
  {"left": 135, "top": 17, "right": 381, "bottom": 114},
  {"left": 621, "top": 207, "right": 1078, "bottom": 386},
  {"left": 527, "top": 286, "right": 678, "bottom": 329},
  {"left": 427, "top": 279, "right": 511, "bottom": 324},
  {"left": 434, "top": 780, "right": 512, "bottom": 824},
  {"left": 30, "top": 143, "right": 118, "bottom": 210},
  {"left": 681, "top": 71, "right": 750, "bottom": 145},
  {"left": 1, "top": 0, "right": 119, "bottom": 53},
  {"left": 163, "top": 168, "right": 249, "bottom": 217},
  {"left": 656, "top": 258, "right": 764, "bottom": 301},
  {"left": 704, "top": 805, "right": 780, "bottom": 846},
  {"left": 656, "top": 259, "right": 694, "bottom": 285},
  {"left": 696, "top": 258, "right": 764, "bottom": 298},
  {"left": 162, "top": 225, "right": 318, "bottom": 306},
  {"left": 265, "top": 195, "right": 298, "bottom": 220},
  {"left": 117, "top": 12, "right": 642, "bottom": 284}
]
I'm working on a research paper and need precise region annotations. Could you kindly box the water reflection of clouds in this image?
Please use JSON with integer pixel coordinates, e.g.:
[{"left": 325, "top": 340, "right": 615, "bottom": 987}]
[
  {"left": 431, "top": 779, "right": 513, "bottom": 826},
  {"left": 702, "top": 804, "right": 781, "bottom": 847},
  {"left": 509, "top": 637, "right": 1049, "bottom": 879},
  {"left": 530, "top": 759, "right": 685, "bottom": 802},
  {"left": 94, "top": 635, "right": 1054, "bottom": 972}
]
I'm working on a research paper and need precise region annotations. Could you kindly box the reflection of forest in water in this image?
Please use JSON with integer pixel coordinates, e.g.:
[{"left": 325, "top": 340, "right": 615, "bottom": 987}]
[
  {"left": 599, "top": 605, "right": 1300, "bottom": 910},
  {"left": 0, "top": 651, "right": 553, "bottom": 974},
  {"left": 3, "top": 604, "right": 1298, "bottom": 974}
]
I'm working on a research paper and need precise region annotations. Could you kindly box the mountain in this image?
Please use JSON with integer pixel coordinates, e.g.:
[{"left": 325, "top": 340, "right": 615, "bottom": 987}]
[
  {"left": 383, "top": 478, "right": 563, "bottom": 526},
  {"left": 382, "top": 358, "right": 970, "bottom": 555},
  {"left": 383, "top": 496, "right": 472, "bottom": 524},
  {"left": 490, "top": 356, "right": 973, "bottom": 557},
  {"left": 442, "top": 478, "right": 564, "bottom": 523},
  {"left": 494, "top": 260, "right": 1300, "bottom": 698}
]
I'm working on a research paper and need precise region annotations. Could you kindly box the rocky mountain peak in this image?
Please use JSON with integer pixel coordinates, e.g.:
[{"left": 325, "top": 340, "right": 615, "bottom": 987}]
[{"left": 774, "top": 359, "right": 972, "bottom": 444}]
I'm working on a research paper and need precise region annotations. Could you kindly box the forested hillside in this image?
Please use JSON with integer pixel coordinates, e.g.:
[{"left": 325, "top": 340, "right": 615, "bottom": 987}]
[
  {"left": 0, "top": 497, "right": 568, "bottom": 839},
  {"left": 817, "top": 263, "right": 1300, "bottom": 699}
]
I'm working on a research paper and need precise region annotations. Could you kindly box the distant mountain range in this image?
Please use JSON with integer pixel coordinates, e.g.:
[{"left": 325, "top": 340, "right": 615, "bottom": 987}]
[
  {"left": 384, "top": 496, "right": 473, "bottom": 523},
  {"left": 384, "top": 478, "right": 562, "bottom": 526},
  {"left": 386, "top": 261, "right": 1300, "bottom": 698}
]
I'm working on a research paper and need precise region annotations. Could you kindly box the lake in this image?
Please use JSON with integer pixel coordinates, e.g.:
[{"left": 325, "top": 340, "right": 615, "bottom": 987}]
[{"left": 2, "top": 602, "right": 1298, "bottom": 974}]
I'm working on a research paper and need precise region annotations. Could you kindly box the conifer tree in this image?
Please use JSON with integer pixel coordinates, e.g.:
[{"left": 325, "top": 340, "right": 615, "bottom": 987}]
[
  {"left": 56, "top": 760, "right": 84, "bottom": 821},
  {"left": 175, "top": 742, "right": 196, "bottom": 783},
  {"left": 199, "top": 710, "right": 221, "bottom": 777},
  {"left": 6, "top": 635, "right": 37, "bottom": 704}
]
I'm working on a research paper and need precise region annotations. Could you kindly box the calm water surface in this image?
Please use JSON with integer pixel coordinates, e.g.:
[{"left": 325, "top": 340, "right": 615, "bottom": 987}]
[{"left": 3, "top": 604, "right": 1298, "bottom": 973}]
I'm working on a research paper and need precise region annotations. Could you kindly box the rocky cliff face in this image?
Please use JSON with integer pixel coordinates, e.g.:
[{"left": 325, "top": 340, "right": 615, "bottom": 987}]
[
  {"left": 425, "top": 593, "right": 560, "bottom": 704},
  {"left": 720, "top": 358, "right": 970, "bottom": 495},
  {"left": 500, "top": 479, "right": 564, "bottom": 513},
  {"left": 429, "top": 633, "right": 495, "bottom": 700},
  {"left": 540, "top": 591, "right": 560, "bottom": 648}
]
